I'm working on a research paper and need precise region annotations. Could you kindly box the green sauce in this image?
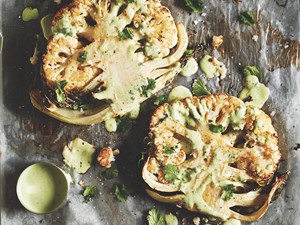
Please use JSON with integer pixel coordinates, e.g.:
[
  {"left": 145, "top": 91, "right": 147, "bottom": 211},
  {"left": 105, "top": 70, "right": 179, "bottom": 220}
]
[
  {"left": 17, "top": 163, "right": 69, "bottom": 214},
  {"left": 22, "top": 7, "right": 39, "bottom": 22},
  {"left": 41, "top": 14, "right": 54, "bottom": 40},
  {"left": 167, "top": 86, "right": 192, "bottom": 103},
  {"left": 238, "top": 75, "right": 270, "bottom": 108},
  {"left": 180, "top": 57, "right": 198, "bottom": 77}
]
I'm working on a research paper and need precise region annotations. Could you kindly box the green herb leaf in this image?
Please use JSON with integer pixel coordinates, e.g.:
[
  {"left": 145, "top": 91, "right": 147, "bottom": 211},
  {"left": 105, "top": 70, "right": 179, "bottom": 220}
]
[
  {"left": 113, "top": 184, "right": 129, "bottom": 203},
  {"left": 77, "top": 51, "right": 88, "bottom": 63},
  {"left": 116, "top": 116, "right": 135, "bottom": 133},
  {"left": 119, "top": 27, "right": 134, "bottom": 40},
  {"left": 163, "top": 165, "right": 179, "bottom": 182},
  {"left": 239, "top": 11, "right": 256, "bottom": 26},
  {"left": 184, "top": 49, "right": 194, "bottom": 55},
  {"left": 154, "top": 95, "right": 166, "bottom": 106},
  {"left": 147, "top": 209, "right": 165, "bottom": 225},
  {"left": 55, "top": 80, "right": 67, "bottom": 103},
  {"left": 243, "top": 65, "right": 264, "bottom": 82},
  {"left": 221, "top": 184, "right": 235, "bottom": 201},
  {"left": 184, "top": 0, "right": 204, "bottom": 13},
  {"left": 209, "top": 124, "right": 226, "bottom": 133},
  {"left": 192, "top": 79, "right": 211, "bottom": 96},
  {"left": 140, "top": 78, "right": 156, "bottom": 97},
  {"left": 163, "top": 146, "right": 176, "bottom": 154},
  {"left": 83, "top": 185, "right": 98, "bottom": 203},
  {"left": 100, "top": 164, "right": 119, "bottom": 180}
]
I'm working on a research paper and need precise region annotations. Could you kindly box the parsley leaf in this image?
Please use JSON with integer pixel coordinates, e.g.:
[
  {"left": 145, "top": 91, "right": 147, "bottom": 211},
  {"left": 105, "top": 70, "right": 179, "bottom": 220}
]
[
  {"left": 55, "top": 80, "right": 67, "bottom": 103},
  {"left": 243, "top": 65, "right": 264, "bottom": 82},
  {"left": 221, "top": 184, "right": 235, "bottom": 201},
  {"left": 116, "top": 116, "right": 135, "bottom": 133},
  {"left": 140, "top": 78, "right": 156, "bottom": 97},
  {"left": 83, "top": 185, "right": 98, "bottom": 203},
  {"left": 119, "top": 27, "right": 134, "bottom": 40},
  {"left": 113, "top": 184, "right": 129, "bottom": 203},
  {"left": 192, "top": 79, "right": 211, "bottom": 96},
  {"left": 184, "top": 0, "right": 204, "bottom": 13},
  {"left": 100, "top": 163, "right": 119, "bottom": 180},
  {"left": 163, "top": 165, "right": 179, "bottom": 182},
  {"left": 147, "top": 209, "right": 165, "bottom": 225},
  {"left": 77, "top": 51, "right": 88, "bottom": 63},
  {"left": 209, "top": 124, "right": 226, "bottom": 133},
  {"left": 163, "top": 146, "right": 176, "bottom": 154},
  {"left": 239, "top": 11, "right": 256, "bottom": 26},
  {"left": 154, "top": 95, "right": 166, "bottom": 106}
]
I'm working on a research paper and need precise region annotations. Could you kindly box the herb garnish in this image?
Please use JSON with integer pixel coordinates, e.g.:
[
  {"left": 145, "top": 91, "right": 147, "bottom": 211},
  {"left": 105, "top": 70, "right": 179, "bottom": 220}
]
[
  {"left": 239, "top": 11, "right": 256, "bottom": 26},
  {"left": 163, "top": 165, "right": 179, "bottom": 182},
  {"left": 154, "top": 95, "right": 166, "bottom": 106},
  {"left": 221, "top": 184, "right": 235, "bottom": 201},
  {"left": 55, "top": 80, "right": 67, "bottom": 103},
  {"left": 83, "top": 185, "right": 98, "bottom": 203},
  {"left": 192, "top": 79, "right": 211, "bottom": 96},
  {"left": 147, "top": 208, "right": 165, "bottom": 225},
  {"left": 77, "top": 51, "right": 88, "bottom": 63},
  {"left": 99, "top": 163, "right": 119, "bottom": 180},
  {"left": 119, "top": 27, "right": 134, "bottom": 40},
  {"left": 113, "top": 183, "right": 129, "bottom": 203},
  {"left": 243, "top": 65, "right": 264, "bottom": 82},
  {"left": 184, "top": 0, "right": 204, "bottom": 13},
  {"left": 209, "top": 124, "right": 226, "bottom": 133},
  {"left": 140, "top": 78, "right": 156, "bottom": 97},
  {"left": 163, "top": 146, "right": 176, "bottom": 154}
]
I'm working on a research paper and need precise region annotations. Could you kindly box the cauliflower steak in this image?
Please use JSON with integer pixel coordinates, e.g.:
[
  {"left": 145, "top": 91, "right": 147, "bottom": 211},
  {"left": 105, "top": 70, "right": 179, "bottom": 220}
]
[
  {"left": 30, "top": 0, "right": 188, "bottom": 124},
  {"left": 142, "top": 94, "right": 288, "bottom": 222}
]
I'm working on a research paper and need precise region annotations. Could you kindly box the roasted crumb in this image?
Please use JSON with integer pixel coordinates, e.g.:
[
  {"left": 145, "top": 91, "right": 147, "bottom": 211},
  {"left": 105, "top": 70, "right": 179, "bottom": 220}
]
[
  {"left": 97, "top": 147, "right": 120, "bottom": 168},
  {"left": 212, "top": 35, "right": 223, "bottom": 48}
]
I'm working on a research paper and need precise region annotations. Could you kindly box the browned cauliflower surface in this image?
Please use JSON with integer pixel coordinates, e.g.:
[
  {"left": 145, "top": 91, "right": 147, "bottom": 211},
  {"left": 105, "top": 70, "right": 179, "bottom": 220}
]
[
  {"left": 31, "top": 0, "right": 188, "bottom": 124},
  {"left": 143, "top": 94, "right": 288, "bottom": 222}
]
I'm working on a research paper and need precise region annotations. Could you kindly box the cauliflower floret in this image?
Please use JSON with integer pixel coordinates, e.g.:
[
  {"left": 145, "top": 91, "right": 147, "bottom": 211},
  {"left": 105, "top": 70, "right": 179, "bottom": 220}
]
[
  {"left": 97, "top": 147, "right": 120, "bottom": 168},
  {"left": 143, "top": 94, "right": 288, "bottom": 222}
]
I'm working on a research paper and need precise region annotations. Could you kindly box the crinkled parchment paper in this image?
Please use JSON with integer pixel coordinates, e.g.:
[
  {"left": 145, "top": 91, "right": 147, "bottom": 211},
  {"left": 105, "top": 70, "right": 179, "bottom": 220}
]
[{"left": 1, "top": 0, "right": 299, "bottom": 224}]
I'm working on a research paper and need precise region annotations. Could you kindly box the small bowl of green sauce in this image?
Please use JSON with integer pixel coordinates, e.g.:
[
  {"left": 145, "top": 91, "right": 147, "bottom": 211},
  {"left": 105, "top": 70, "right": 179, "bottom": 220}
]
[{"left": 16, "top": 162, "right": 70, "bottom": 214}]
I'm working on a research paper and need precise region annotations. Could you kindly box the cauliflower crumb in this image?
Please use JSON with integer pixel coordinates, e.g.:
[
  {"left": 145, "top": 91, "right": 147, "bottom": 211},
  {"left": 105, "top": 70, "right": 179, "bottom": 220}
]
[
  {"left": 252, "top": 35, "right": 259, "bottom": 42},
  {"left": 78, "top": 180, "right": 85, "bottom": 187},
  {"left": 97, "top": 147, "right": 120, "bottom": 168},
  {"left": 212, "top": 35, "right": 223, "bottom": 47},
  {"left": 30, "top": 45, "right": 39, "bottom": 65},
  {"left": 192, "top": 217, "right": 200, "bottom": 225}
]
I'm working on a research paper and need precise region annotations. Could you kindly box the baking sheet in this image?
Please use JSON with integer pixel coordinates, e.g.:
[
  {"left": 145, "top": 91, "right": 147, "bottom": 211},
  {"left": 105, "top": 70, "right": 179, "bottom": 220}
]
[{"left": 1, "top": 0, "right": 300, "bottom": 224}]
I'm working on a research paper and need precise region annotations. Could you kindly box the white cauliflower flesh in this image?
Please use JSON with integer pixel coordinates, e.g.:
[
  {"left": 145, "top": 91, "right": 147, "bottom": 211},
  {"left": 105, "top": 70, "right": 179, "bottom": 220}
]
[
  {"left": 31, "top": 0, "right": 188, "bottom": 125},
  {"left": 142, "top": 94, "right": 289, "bottom": 222}
]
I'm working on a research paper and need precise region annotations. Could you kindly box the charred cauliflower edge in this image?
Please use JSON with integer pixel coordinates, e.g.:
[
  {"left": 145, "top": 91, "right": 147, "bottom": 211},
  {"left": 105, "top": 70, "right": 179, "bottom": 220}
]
[
  {"left": 30, "top": 0, "right": 188, "bottom": 125},
  {"left": 142, "top": 94, "right": 289, "bottom": 222}
]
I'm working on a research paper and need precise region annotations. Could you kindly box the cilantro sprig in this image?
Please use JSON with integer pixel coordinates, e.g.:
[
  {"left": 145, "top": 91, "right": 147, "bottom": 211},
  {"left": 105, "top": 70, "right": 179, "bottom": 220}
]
[
  {"left": 113, "top": 183, "right": 129, "bottom": 203},
  {"left": 192, "top": 79, "right": 211, "bottom": 96},
  {"left": 239, "top": 11, "right": 256, "bottom": 26},
  {"left": 119, "top": 27, "right": 134, "bottom": 40},
  {"left": 77, "top": 51, "right": 88, "bottom": 63},
  {"left": 83, "top": 185, "right": 98, "bottom": 203},
  {"left": 140, "top": 78, "right": 156, "bottom": 97},
  {"left": 184, "top": 0, "right": 204, "bottom": 13},
  {"left": 243, "top": 65, "right": 264, "bottom": 82},
  {"left": 163, "top": 165, "right": 179, "bottom": 183},
  {"left": 55, "top": 80, "right": 67, "bottom": 103},
  {"left": 147, "top": 209, "right": 165, "bottom": 225},
  {"left": 221, "top": 184, "right": 235, "bottom": 201}
]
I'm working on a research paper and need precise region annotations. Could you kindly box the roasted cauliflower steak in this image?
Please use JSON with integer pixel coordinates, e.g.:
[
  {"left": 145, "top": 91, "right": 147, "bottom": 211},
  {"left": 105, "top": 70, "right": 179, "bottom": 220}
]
[
  {"left": 142, "top": 94, "right": 288, "bottom": 222},
  {"left": 30, "top": 0, "right": 188, "bottom": 125}
]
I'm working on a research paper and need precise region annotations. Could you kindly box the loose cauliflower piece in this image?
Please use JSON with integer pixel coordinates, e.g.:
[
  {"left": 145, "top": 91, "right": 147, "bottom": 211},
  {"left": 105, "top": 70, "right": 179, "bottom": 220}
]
[
  {"left": 97, "top": 147, "right": 120, "bottom": 168},
  {"left": 30, "top": 0, "right": 188, "bottom": 125},
  {"left": 142, "top": 94, "right": 288, "bottom": 222}
]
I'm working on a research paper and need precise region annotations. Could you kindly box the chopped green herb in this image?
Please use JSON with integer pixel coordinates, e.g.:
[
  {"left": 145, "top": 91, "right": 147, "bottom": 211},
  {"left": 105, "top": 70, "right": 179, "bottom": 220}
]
[
  {"left": 184, "top": 49, "right": 194, "bottom": 55},
  {"left": 209, "top": 124, "right": 226, "bottom": 133},
  {"left": 184, "top": 0, "right": 204, "bottom": 13},
  {"left": 221, "top": 184, "right": 235, "bottom": 201},
  {"left": 163, "top": 165, "right": 179, "bottom": 182},
  {"left": 78, "top": 51, "right": 88, "bottom": 63},
  {"left": 163, "top": 146, "right": 176, "bottom": 154},
  {"left": 192, "top": 79, "right": 211, "bottom": 96},
  {"left": 100, "top": 164, "right": 119, "bottom": 180},
  {"left": 55, "top": 80, "right": 67, "bottom": 103},
  {"left": 113, "top": 184, "right": 129, "bottom": 203},
  {"left": 154, "top": 95, "right": 166, "bottom": 106},
  {"left": 119, "top": 27, "right": 134, "bottom": 40},
  {"left": 140, "top": 78, "right": 156, "bottom": 97},
  {"left": 243, "top": 65, "right": 264, "bottom": 82},
  {"left": 147, "top": 209, "right": 165, "bottom": 225},
  {"left": 138, "top": 152, "right": 146, "bottom": 166},
  {"left": 239, "top": 11, "right": 256, "bottom": 26},
  {"left": 116, "top": 116, "right": 135, "bottom": 133},
  {"left": 83, "top": 185, "right": 98, "bottom": 203}
]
